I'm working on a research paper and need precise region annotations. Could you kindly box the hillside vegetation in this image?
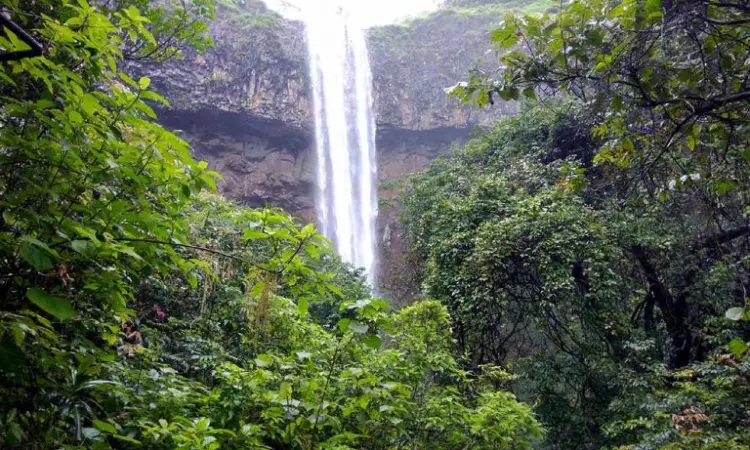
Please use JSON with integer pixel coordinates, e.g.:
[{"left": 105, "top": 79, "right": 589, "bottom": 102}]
[{"left": 407, "top": 1, "right": 750, "bottom": 448}]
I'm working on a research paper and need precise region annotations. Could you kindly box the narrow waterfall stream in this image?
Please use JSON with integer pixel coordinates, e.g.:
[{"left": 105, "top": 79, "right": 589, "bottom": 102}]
[{"left": 304, "top": 2, "right": 378, "bottom": 287}]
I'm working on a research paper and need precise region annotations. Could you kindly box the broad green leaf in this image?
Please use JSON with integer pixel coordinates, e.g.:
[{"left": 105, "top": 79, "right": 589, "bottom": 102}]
[
  {"left": 20, "top": 236, "right": 60, "bottom": 257},
  {"left": 300, "top": 223, "right": 315, "bottom": 237},
  {"left": 297, "top": 297, "right": 309, "bottom": 317},
  {"left": 10, "top": 324, "right": 25, "bottom": 346},
  {"left": 138, "top": 103, "right": 157, "bottom": 119},
  {"left": 119, "top": 72, "right": 138, "bottom": 89},
  {"left": 243, "top": 229, "right": 269, "bottom": 240},
  {"left": 5, "top": 30, "right": 31, "bottom": 51},
  {"left": 337, "top": 318, "right": 350, "bottom": 333},
  {"left": 2, "top": 211, "right": 16, "bottom": 225},
  {"left": 728, "top": 338, "right": 748, "bottom": 358},
  {"left": 255, "top": 354, "right": 273, "bottom": 367},
  {"left": 117, "top": 246, "right": 143, "bottom": 261},
  {"left": 71, "top": 240, "right": 96, "bottom": 256},
  {"left": 26, "top": 288, "right": 76, "bottom": 320},
  {"left": 363, "top": 334, "right": 381, "bottom": 350},
  {"left": 35, "top": 100, "right": 56, "bottom": 110},
  {"left": 141, "top": 90, "right": 169, "bottom": 105},
  {"left": 20, "top": 243, "right": 54, "bottom": 271},
  {"left": 272, "top": 228, "right": 294, "bottom": 242},
  {"left": 250, "top": 281, "right": 266, "bottom": 298},
  {"left": 113, "top": 434, "right": 142, "bottom": 445},
  {"left": 93, "top": 420, "right": 117, "bottom": 434},
  {"left": 68, "top": 110, "right": 83, "bottom": 124},
  {"left": 327, "top": 284, "right": 344, "bottom": 299}
]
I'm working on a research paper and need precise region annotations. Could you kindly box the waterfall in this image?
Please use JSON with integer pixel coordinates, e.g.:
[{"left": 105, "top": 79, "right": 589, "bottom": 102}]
[{"left": 304, "top": 2, "right": 378, "bottom": 287}]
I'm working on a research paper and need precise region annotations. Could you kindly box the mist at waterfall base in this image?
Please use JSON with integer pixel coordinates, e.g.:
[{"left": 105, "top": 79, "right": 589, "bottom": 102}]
[{"left": 304, "top": 2, "right": 379, "bottom": 288}]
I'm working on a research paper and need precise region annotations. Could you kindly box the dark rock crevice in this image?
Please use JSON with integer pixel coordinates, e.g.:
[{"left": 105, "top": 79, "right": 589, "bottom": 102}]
[
  {"left": 158, "top": 107, "right": 311, "bottom": 152},
  {"left": 376, "top": 124, "right": 474, "bottom": 150},
  {"left": 158, "top": 107, "right": 315, "bottom": 218}
]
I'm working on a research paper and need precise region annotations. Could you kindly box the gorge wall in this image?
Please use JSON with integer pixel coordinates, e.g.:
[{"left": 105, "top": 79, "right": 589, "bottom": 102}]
[{"left": 138, "top": 0, "right": 529, "bottom": 302}]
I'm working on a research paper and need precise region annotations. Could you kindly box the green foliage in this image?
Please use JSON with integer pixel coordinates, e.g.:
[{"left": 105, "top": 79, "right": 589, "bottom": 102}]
[
  {"left": 605, "top": 358, "right": 750, "bottom": 450},
  {"left": 379, "top": 0, "right": 553, "bottom": 34},
  {"left": 406, "top": 99, "right": 750, "bottom": 446},
  {"left": 451, "top": 0, "right": 750, "bottom": 181},
  {"left": 442, "top": 0, "right": 557, "bottom": 16},
  {"left": 404, "top": 105, "right": 629, "bottom": 447},
  {"left": 218, "top": 0, "right": 284, "bottom": 29},
  {"left": 406, "top": 1, "right": 750, "bottom": 449},
  {"left": 205, "top": 299, "right": 544, "bottom": 450},
  {"left": 0, "top": 0, "right": 217, "bottom": 315}
]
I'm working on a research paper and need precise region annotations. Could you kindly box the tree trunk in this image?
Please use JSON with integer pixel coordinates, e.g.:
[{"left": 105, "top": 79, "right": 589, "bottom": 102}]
[{"left": 632, "top": 245, "right": 692, "bottom": 368}]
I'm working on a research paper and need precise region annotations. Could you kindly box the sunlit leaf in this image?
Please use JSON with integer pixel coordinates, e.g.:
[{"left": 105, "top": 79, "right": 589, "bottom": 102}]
[
  {"left": 363, "top": 334, "right": 381, "bottom": 350},
  {"left": 93, "top": 420, "right": 117, "bottom": 434},
  {"left": 348, "top": 321, "right": 369, "bottom": 334},
  {"left": 728, "top": 338, "right": 748, "bottom": 358},
  {"left": 726, "top": 307, "right": 745, "bottom": 321}
]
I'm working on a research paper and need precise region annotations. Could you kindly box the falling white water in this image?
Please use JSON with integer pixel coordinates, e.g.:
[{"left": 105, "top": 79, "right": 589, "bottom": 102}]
[{"left": 304, "top": 2, "right": 379, "bottom": 287}]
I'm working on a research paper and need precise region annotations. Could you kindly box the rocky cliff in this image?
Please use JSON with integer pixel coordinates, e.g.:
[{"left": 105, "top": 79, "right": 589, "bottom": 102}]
[
  {"left": 369, "top": 8, "right": 512, "bottom": 130},
  {"left": 141, "top": 0, "right": 536, "bottom": 301}
]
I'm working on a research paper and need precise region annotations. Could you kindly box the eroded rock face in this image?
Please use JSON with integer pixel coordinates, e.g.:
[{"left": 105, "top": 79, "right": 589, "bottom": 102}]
[
  {"left": 139, "top": 0, "right": 312, "bottom": 127},
  {"left": 158, "top": 108, "right": 317, "bottom": 220},
  {"left": 368, "top": 9, "right": 517, "bottom": 130},
  {"left": 141, "top": 0, "right": 519, "bottom": 130},
  {"left": 143, "top": 0, "right": 516, "bottom": 302}
]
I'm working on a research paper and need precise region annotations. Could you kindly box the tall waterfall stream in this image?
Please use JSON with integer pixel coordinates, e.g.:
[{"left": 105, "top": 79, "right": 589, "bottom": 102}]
[{"left": 304, "top": 3, "right": 378, "bottom": 287}]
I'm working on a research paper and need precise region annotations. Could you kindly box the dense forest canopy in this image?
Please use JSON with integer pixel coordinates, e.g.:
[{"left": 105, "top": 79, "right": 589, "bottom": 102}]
[
  {"left": 410, "top": 0, "right": 750, "bottom": 448},
  {"left": 0, "top": 0, "right": 749, "bottom": 450}
]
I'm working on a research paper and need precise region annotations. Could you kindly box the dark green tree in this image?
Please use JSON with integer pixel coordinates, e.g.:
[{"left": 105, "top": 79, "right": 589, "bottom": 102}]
[{"left": 406, "top": 1, "right": 750, "bottom": 447}]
